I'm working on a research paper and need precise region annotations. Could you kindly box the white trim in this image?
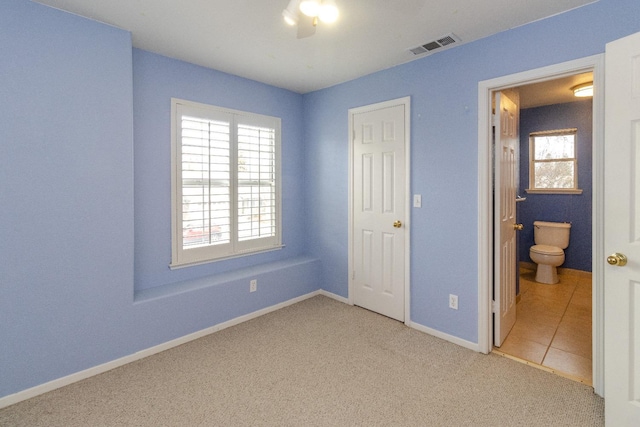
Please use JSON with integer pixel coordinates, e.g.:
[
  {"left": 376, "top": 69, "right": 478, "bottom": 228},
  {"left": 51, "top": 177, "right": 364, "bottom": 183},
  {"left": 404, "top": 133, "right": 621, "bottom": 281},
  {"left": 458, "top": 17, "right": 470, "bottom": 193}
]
[
  {"left": 318, "top": 289, "right": 351, "bottom": 305},
  {"left": 591, "top": 54, "right": 606, "bottom": 399},
  {"left": 407, "top": 320, "right": 480, "bottom": 352},
  {"left": 524, "top": 189, "right": 583, "bottom": 195},
  {"left": 477, "top": 54, "right": 605, "bottom": 396},
  {"left": 0, "top": 290, "right": 323, "bottom": 410},
  {"left": 528, "top": 128, "right": 580, "bottom": 193},
  {"left": 169, "top": 244, "right": 285, "bottom": 269},
  {"left": 347, "top": 96, "right": 411, "bottom": 323}
]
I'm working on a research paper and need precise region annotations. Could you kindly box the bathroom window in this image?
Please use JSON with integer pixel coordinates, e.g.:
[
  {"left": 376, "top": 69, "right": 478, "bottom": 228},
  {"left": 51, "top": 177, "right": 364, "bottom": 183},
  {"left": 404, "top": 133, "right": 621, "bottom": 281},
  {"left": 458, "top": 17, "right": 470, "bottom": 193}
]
[
  {"left": 170, "top": 98, "right": 282, "bottom": 268},
  {"left": 526, "top": 128, "right": 582, "bottom": 194}
]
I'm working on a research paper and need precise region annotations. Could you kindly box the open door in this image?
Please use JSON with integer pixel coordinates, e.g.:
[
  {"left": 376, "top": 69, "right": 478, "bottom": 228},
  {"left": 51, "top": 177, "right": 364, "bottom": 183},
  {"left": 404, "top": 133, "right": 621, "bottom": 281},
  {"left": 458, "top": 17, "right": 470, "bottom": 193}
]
[
  {"left": 604, "top": 30, "right": 640, "bottom": 425},
  {"left": 494, "top": 91, "right": 520, "bottom": 346}
]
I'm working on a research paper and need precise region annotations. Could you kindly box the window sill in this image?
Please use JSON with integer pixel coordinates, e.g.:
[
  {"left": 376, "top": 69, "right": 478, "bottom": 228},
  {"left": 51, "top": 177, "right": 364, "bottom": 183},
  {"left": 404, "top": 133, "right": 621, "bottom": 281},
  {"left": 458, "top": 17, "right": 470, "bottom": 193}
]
[
  {"left": 169, "top": 244, "right": 285, "bottom": 270},
  {"left": 525, "top": 188, "right": 583, "bottom": 195}
]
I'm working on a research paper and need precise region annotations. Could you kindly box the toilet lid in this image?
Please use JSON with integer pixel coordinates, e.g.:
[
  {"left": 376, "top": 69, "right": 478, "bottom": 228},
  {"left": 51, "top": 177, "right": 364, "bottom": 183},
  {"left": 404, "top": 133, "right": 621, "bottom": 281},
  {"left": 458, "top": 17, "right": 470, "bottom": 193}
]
[{"left": 530, "top": 244, "right": 563, "bottom": 256}]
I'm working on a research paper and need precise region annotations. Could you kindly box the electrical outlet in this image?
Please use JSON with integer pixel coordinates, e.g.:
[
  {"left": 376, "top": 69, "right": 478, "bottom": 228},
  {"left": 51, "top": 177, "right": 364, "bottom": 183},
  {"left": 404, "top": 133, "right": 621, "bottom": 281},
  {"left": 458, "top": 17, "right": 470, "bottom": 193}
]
[
  {"left": 449, "top": 294, "right": 458, "bottom": 310},
  {"left": 250, "top": 279, "right": 257, "bottom": 293}
]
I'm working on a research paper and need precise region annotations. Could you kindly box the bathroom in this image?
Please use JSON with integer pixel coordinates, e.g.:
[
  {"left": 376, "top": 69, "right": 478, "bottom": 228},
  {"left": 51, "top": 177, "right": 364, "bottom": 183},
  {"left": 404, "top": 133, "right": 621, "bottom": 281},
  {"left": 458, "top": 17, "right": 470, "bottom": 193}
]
[{"left": 498, "top": 74, "right": 594, "bottom": 383}]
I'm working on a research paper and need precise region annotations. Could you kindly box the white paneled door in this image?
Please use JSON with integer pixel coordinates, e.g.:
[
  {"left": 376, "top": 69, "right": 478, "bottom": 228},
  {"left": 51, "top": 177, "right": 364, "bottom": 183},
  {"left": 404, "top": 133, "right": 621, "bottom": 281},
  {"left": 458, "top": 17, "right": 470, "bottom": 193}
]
[
  {"left": 494, "top": 91, "right": 519, "bottom": 347},
  {"left": 604, "top": 30, "right": 640, "bottom": 425},
  {"left": 351, "top": 99, "right": 408, "bottom": 322}
]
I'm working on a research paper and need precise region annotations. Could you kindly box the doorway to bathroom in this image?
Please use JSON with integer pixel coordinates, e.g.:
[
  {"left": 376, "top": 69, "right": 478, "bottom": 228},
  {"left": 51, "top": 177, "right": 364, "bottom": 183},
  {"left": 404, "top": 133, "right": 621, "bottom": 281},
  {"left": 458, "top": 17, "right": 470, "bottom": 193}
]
[{"left": 477, "top": 55, "right": 605, "bottom": 395}]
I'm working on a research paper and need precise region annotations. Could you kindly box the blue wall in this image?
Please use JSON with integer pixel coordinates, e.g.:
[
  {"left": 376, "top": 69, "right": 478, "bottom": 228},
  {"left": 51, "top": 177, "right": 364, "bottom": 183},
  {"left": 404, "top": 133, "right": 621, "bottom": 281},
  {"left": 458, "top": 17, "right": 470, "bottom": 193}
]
[
  {"left": 133, "top": 49, "right": 310, "bottom": 291},
  {"left": 0, "top": 0, "right": 319, "bottom": 399},
  {"left": 2, "top": 0, "right": 640, "bottom": 400},
  {"left": 1, "top": 0, "right": 135, "bottom": 398},
  {"left": 518, "top": 100, "right": 593, "bottom": 272}
]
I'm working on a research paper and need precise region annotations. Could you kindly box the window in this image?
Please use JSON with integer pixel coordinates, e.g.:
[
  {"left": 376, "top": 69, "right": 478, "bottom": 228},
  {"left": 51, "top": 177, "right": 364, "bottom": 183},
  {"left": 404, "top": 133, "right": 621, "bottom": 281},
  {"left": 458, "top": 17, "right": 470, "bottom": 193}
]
[
  {"left": 171, "top": 99, "right": 281, "bottom": 268},
  {"left": 527, "top": 128, "right": 582, "bottom": 194}
]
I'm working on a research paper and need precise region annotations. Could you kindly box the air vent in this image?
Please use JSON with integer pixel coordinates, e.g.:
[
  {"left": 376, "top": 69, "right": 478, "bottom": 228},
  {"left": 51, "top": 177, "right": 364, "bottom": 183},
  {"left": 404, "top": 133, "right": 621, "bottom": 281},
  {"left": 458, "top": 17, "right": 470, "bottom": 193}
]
[{"left": 409, "top": 33, "right": 461, "bottom": 56}]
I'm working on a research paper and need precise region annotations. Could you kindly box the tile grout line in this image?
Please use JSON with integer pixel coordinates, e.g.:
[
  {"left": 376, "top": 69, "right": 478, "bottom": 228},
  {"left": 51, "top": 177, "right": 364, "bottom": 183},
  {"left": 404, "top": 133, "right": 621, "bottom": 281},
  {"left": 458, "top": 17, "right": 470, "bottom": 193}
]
[
  {"left": 503, "top": 269, "right": 592, "bottom": 384},
  {"left": 540, "top": 276, "right": 578, "bottom": 365}
]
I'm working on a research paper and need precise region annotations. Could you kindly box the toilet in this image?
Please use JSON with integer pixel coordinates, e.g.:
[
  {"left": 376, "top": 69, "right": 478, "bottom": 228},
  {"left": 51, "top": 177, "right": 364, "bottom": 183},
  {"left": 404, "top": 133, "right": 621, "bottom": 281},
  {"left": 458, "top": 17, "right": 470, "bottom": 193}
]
[{"left": 529, "top": 221, "right": 571, "bottom": 284}]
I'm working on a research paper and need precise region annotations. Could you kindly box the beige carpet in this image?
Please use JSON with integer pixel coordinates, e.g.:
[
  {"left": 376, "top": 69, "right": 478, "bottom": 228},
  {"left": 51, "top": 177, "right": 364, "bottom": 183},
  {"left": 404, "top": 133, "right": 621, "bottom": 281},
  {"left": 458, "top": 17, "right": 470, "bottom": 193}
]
[{"left": 0, "top": 295, "right": 604, "bottom": 426}]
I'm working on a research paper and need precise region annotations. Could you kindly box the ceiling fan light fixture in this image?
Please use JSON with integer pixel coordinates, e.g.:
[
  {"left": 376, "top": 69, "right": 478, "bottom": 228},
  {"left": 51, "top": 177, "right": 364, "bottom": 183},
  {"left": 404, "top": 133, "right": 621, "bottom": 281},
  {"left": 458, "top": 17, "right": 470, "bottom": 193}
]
[
  {"left": 283, "top": 0, "right": 300, "bottom": 25},
  {"left": 283, "top": 10, "right": 298, "bottom": 26},
  {"left": 300, "top": 0, "right": 321, "bottom": 17},
  {"left": 318, "top": 0, "right": 339, "bottom": 23},
  {"left": 571, "top": 82, "right": 593, "bottom": 97},
  {"left": 284, "top": 0, "right": 339, "bottom": 37}
]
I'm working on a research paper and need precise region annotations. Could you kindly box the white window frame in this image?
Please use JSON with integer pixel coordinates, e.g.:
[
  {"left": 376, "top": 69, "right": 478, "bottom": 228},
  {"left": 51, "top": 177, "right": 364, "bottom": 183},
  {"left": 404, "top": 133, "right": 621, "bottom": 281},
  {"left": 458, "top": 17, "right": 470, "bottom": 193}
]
[
  {"left": 170, "top": 98, "right": 282, "bottom": 268},
  {"left": 526, "top": 128, "right": 583, "bottom": 194}
]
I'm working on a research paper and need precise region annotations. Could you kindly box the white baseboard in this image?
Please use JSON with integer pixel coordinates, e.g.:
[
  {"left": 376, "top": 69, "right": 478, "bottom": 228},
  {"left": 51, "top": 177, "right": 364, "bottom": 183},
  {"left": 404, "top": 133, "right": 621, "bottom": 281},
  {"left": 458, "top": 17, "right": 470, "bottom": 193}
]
[
  {"left": 318, "top": 292, "right": 481, "bottom": 354},
  {"left": 0, "top": 290, "right": 323, "bottom": 410},
  {"left": 322, "top": 290, "right": 479, "bottom": 353},
  {"left": 406, "top": 320, "right": 480, "bottom": 352},
  {"left": 318, "top": 289, "right": 351, "bottom": 305}
]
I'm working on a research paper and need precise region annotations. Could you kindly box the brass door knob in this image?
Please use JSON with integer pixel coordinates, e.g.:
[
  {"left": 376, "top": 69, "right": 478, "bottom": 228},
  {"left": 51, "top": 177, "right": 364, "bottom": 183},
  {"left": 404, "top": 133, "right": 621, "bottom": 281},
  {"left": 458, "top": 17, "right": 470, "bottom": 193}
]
[
  {"left": 513, "top": 223, "right": 524, "bottom": 231},
  {"left": 607, "top": 253, "right": 628, "bottom": 266},
  {"left": 393, "top": 220, "right": 402, "bottom": 228}
]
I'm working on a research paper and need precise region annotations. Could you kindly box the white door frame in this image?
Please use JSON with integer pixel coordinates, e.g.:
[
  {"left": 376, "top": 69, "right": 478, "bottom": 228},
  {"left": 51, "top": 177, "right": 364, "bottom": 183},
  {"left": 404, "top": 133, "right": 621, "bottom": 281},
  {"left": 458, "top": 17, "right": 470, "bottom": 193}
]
[
  {"left": 477, "top": 55, "right": 605, "bottom": 396},
  {"left": 348, "top": 96, "right": 411, "bottom": 323}
]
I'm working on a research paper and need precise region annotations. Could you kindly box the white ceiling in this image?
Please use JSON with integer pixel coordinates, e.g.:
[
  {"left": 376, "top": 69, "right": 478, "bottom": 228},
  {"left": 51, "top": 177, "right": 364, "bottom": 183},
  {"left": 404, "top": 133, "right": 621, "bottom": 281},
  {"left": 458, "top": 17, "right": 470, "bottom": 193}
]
[
  {"left": 33, "top": 0, "right": 596, "bottom": 94},
  {"left": 518, "top": 72, "right": 594, "bottom": 109}
]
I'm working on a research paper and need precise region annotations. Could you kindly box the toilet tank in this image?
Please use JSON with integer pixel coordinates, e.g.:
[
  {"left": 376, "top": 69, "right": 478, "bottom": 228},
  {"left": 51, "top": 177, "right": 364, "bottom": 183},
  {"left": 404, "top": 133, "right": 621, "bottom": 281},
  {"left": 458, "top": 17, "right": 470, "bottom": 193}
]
[{"left": 533, "top": 221, "right": 571, "bottom": 249}]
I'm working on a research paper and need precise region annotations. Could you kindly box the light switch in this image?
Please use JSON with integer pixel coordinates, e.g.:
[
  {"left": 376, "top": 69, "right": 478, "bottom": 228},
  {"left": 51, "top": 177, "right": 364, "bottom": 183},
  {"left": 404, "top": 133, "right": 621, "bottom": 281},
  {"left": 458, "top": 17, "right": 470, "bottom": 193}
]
[{"left": 413, "top": 194, "right": 422, "bottom": 208}]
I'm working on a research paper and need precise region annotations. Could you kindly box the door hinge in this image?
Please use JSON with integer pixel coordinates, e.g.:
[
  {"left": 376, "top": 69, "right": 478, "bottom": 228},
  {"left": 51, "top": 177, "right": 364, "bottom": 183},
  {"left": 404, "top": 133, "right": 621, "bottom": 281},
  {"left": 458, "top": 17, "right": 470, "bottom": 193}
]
[
  {"left": 352, "top": 270, "right": 356, "bottom": 280},
  {"left": 491, "top": 300, "right": 497, "bottom": 313}
]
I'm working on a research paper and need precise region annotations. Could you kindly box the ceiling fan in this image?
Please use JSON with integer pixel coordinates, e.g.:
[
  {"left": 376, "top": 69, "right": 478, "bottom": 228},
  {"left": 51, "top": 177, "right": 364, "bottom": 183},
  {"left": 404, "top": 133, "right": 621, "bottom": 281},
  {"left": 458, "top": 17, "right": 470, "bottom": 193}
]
[{"left": 282, "top": 0, "right": 339, "bottom": 39}]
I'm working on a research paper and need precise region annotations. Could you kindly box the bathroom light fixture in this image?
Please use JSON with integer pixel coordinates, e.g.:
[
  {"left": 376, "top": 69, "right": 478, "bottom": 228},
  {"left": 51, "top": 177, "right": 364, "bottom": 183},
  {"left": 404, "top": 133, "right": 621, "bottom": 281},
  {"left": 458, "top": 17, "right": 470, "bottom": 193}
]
[
  {"left": 571, "top": 82, "right": 593, "bottom": 97},
  {"left": 282, "top": 0, "right": 339, "bottom": 38}
]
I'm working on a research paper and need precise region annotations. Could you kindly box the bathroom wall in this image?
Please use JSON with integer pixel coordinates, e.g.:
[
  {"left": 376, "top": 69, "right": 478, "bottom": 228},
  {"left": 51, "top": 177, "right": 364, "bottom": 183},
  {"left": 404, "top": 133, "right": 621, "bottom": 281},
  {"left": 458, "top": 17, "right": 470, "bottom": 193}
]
[{"left": 518, "top": 99, "right": 593, "bottom": 272}]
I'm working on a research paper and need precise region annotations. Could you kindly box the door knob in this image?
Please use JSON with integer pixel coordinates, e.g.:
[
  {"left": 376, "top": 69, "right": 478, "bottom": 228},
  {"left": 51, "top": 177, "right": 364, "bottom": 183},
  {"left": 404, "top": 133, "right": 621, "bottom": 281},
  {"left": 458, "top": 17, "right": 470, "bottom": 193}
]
[
  {"left": 607, "top": 253, "right": 628, "bottom": 266},
  {"left": 393, "top": 220, "right": 402, "bottom": 228},
  {"left": 513, "top": 223, "right": 524, "bottom": 231}
]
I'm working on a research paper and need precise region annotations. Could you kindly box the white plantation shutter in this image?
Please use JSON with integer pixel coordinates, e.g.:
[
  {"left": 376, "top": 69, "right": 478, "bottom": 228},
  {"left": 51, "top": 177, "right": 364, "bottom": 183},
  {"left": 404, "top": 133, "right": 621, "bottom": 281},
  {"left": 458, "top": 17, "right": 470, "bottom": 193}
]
[
  {"left": 171, "top": 99, "right": 281, "bottom": 267},
  {"left": 181, "top": 115, "right": 231, "bottom": 248},
  {"left": 237, "top": 123, "right": 276, "bottom": 244}
]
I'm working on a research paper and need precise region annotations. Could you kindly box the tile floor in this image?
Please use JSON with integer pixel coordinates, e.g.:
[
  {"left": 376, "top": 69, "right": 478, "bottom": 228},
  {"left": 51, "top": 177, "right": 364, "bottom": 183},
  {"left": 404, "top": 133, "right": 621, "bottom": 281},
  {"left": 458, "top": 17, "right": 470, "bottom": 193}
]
[{"left": 495, "top": 264, "right": 592, "bottom": 385}]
